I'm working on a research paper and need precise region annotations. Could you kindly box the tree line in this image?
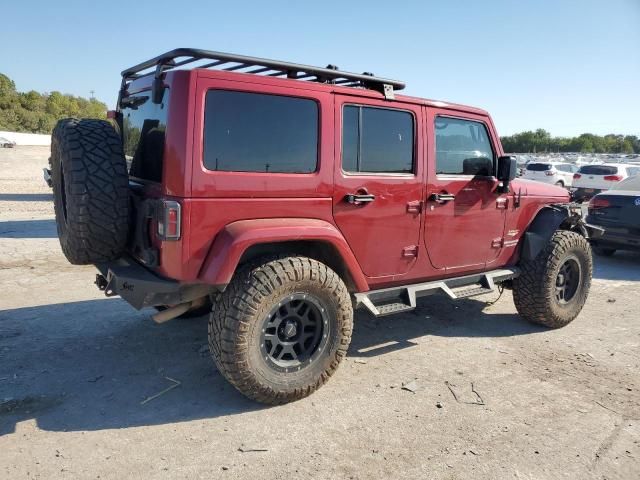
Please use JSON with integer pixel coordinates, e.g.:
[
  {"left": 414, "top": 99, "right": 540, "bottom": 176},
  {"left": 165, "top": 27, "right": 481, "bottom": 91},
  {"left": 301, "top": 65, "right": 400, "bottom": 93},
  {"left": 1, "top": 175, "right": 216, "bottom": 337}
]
[
  {"left": 2, "top": 71, "right": 638, "bottom": 153},
  {"left": 0, "top": 73, "right": 107, "bottom": 134},
  {"left": 501, "top": 128, "right": 640, "bottom": 154}
]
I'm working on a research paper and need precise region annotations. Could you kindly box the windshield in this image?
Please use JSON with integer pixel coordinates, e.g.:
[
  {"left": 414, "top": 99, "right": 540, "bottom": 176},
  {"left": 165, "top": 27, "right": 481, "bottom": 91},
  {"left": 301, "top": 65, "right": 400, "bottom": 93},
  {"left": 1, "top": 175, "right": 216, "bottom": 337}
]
[
  {"left": 578, "top": 165, "right": 618, "bottom": 175},
  {"left": 121, "top": 90, "right": 169, "bottom": 182},
  {"left": 526, "top": 163, "right": 552, "bottom": 171}
]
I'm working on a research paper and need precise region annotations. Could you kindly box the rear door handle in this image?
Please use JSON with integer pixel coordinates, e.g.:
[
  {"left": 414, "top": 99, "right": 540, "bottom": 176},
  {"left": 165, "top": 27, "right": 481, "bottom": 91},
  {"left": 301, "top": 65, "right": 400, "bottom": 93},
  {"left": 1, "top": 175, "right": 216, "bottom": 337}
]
[
  {"left": 429, "top": 193, "right": 456, "bottom": 203},
  {"left": 345, "top": 193, "right": 375, "bottom": 205}
]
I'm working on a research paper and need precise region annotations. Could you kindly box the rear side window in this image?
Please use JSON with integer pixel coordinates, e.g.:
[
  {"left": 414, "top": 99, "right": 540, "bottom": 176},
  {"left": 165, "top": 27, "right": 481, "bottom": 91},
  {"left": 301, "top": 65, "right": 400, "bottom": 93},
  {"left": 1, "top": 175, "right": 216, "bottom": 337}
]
[
  {"left": 526, "top": 163, "right": 552, "bottom": 171},
  {"left": 435, "top": 117, "right": 494, "bottom": 176},
  {"left": 122, "top": 91, "right": 169, "bottom": 182},
  {"left": 578, "top": 165, "right": 618, "bottom": 175},
  {"left": 342, "top": 105, "right": 414, "bottom": 174},
  {"left": 203, "top": 90, "right": 318, "bottom": 173}
]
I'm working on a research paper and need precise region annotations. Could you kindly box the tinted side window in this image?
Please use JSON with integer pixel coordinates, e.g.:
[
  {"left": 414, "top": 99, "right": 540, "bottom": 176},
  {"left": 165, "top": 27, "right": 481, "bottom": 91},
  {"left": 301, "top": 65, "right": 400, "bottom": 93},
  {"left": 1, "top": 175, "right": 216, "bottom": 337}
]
[
  {"left": 435, "top": 117, "right": 494, "bottom": 176},
  {"left": 203, "top": 91, "right": 318, "bottom": 173},
  {"left": 342, "top": 105, "right": 414, "bottom": 174}
]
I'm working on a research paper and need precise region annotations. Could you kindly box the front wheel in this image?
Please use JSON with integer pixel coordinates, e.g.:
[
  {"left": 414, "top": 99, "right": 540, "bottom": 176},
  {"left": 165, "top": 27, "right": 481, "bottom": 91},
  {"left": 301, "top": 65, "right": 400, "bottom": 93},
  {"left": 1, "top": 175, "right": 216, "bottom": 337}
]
[
  {"left": 208, "top": 256, "right": 353, "bottom": 404},
  {"left": 513, "top": 230, "right": 592, "bottom": 328}
]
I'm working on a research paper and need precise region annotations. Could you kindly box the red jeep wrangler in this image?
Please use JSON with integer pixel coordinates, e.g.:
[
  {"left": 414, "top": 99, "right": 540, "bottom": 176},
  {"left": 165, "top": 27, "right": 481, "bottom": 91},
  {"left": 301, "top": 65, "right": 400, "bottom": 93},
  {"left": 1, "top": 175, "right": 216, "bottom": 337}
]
[{"left": 48, "top": 48, "right": 599, "bottom": 404}]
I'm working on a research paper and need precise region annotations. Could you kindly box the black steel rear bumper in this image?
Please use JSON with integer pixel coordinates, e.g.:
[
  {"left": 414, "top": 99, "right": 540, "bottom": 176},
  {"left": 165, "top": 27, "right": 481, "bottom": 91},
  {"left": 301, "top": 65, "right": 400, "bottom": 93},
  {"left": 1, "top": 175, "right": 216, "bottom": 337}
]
[{"left": 95, "top": 257, "right": 210, "bottom": 310}]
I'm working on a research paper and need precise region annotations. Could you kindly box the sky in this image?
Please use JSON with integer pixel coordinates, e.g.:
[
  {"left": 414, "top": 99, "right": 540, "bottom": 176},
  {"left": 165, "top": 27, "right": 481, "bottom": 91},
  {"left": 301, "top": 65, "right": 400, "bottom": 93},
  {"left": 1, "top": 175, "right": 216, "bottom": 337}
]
[{"left": 1, "top": 0, "right": 639, "bottom": 137}]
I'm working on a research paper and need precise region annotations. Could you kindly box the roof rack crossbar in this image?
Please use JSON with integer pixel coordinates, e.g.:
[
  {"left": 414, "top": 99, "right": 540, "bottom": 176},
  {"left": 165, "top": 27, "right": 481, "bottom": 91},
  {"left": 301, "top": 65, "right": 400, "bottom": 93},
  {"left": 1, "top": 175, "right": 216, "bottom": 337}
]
[
  {"left": 121, "top": 48, "right": 405, "bottom": 97},
  {"left": 199, "top": 59, "right": 227, "bottom": 69}
]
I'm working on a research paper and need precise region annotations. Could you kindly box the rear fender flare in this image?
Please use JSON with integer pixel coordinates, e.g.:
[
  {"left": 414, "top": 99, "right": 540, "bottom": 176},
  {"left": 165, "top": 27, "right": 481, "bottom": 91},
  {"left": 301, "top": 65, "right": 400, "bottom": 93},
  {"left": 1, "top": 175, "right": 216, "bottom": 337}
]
[{"left": 197, "top": 218, "right": 369, "bottom": 292}]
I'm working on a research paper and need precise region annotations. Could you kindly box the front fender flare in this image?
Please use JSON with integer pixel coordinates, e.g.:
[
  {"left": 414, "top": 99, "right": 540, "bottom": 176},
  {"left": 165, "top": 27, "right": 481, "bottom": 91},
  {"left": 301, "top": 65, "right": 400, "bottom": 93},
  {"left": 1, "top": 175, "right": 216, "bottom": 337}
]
[
  {"left": 520, "top": 204, "right": 601, "bottom": 261},
  {"left": 197, "top": 218, "right": 369, "bottom": 292}
]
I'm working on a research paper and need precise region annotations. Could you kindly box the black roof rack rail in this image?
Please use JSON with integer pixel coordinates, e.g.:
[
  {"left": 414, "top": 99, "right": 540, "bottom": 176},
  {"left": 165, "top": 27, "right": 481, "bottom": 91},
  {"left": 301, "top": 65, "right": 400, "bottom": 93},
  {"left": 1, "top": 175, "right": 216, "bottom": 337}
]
[{"left": 121, "top": 48, "right": 405, "bottom": 100}]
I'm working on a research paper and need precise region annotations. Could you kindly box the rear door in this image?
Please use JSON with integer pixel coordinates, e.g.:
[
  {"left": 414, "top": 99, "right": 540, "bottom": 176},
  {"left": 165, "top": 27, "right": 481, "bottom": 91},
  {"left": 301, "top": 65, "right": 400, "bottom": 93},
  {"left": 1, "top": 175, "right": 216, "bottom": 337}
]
[
  {"left": 423, "top": 110, "right": 508, "bottom": 271},
  {"left": 332, "top": 96, "right": 424, "bottom": 278}
]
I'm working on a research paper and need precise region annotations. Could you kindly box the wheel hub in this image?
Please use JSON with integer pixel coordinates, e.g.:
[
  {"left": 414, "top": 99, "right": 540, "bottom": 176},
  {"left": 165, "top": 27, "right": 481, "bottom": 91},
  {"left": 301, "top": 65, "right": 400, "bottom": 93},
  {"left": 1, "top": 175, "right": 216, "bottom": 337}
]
[
  {"left": 281, "top": 319, "right": 298, "bottom": 340},
  {"left": 555, "top": 256, "right": 581, "bottom": 304},
  {"left": 260, "top": 293, "right": 329, "bottom": 371}
]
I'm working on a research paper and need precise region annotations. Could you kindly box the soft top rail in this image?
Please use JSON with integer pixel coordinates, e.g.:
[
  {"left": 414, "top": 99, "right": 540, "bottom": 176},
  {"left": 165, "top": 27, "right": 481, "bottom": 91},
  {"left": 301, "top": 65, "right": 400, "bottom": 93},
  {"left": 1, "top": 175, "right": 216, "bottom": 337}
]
[{"left": 121, "top": 47, "right": 405, "bottom": 98}]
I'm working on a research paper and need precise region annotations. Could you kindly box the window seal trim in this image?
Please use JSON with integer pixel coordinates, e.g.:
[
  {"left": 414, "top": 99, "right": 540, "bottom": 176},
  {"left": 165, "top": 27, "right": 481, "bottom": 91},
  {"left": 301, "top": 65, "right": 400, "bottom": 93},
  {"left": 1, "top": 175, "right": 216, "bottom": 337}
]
[
  {"left": 433, "top": 114, "right": 497, "bottom": 179},
  {"left": 340, "top": 103, "right": 417, "bottom": 177}
]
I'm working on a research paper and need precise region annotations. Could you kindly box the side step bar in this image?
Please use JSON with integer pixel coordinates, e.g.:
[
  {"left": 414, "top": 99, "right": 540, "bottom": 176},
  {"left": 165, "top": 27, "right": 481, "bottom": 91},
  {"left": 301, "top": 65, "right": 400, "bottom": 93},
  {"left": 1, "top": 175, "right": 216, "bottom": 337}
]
[{"left": 354, "top": 268, "right": 520, "bottom": 317}]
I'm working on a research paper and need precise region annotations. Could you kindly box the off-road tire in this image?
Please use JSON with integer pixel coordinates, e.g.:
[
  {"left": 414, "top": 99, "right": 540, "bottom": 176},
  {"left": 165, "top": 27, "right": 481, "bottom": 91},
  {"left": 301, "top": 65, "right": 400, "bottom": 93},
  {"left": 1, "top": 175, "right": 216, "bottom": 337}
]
[
  {"left": 208, "top": 256, "right": 353, "bottom": 405},
  {"left": 593, "top": 246, "right": 616, "bottom": 257},
  {"left": 513, "top": 230, "right": 592, "bottom": 328},
  {"left": 50, "top": 119, "right": 129, "bottom": 264}
]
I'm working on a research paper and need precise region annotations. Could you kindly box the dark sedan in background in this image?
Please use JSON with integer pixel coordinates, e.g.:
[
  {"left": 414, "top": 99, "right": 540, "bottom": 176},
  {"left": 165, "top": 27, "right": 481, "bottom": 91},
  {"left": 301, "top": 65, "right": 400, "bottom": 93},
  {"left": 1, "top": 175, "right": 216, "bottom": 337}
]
[{"left": 587, "top": 175, "right": 640, "bottom": 256}]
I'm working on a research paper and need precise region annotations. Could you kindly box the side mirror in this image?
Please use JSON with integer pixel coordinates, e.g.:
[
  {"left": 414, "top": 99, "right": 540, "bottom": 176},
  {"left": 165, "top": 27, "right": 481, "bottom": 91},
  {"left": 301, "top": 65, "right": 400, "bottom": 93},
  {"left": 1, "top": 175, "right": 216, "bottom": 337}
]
[{"left": 497, "top": 156, "right": 517, "bottom": 193}]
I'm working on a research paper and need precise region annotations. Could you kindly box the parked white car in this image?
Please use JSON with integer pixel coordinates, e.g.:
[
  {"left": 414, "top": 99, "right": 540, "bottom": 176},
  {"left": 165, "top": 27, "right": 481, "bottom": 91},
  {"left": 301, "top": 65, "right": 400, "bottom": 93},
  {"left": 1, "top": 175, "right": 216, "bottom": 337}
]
[
  {"left": 573, "top": 163, "right": 640, "bottom": 202},
  {"left": 0, "top": 137, "right": 16, "bottom": 148},
  {"left": 521, "top": 162, "right": 578, "bottom": 188}
]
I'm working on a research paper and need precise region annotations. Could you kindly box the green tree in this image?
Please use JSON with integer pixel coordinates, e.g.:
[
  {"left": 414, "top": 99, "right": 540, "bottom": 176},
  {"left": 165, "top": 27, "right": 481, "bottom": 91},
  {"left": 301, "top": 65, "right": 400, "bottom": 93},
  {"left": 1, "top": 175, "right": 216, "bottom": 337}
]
[{"left": 0, "top": 73, "right": 107, "bottom": 134}]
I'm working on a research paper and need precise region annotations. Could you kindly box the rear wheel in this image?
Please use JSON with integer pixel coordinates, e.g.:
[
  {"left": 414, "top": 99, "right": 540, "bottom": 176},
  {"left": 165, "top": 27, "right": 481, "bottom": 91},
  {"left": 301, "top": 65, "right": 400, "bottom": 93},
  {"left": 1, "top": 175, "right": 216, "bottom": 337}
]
[
  {"left": 208, "top": 256, "right": 353, "bottom": 404},
  {"left": 513, "top": 230, "right": 592, "bottom": 328},
  {"left": 555, "top": 180, "right": 564, "bottom": 187}
]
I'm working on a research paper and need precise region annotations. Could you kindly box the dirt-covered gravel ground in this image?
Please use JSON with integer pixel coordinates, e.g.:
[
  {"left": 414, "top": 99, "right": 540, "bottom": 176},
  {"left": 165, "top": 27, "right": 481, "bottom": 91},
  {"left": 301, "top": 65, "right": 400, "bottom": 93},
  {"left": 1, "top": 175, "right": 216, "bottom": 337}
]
[{"left": 1, "top": 146, "right": 639, "bottom": 480}]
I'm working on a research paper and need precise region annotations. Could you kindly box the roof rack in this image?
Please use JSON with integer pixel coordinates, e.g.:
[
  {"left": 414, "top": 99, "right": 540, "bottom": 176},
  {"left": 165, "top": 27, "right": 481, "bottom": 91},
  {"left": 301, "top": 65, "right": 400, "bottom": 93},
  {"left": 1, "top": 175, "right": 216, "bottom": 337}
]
[{"left": 121, "top": 48, "right": 405, "bottom": 100}]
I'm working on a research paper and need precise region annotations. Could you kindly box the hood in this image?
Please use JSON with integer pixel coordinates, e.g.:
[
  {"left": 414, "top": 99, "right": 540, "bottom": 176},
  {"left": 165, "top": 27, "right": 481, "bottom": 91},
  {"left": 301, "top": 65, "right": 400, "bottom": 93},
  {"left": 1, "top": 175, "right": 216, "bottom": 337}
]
[{"left": 511, "top": 178, "right": 571, "bottom": 199}]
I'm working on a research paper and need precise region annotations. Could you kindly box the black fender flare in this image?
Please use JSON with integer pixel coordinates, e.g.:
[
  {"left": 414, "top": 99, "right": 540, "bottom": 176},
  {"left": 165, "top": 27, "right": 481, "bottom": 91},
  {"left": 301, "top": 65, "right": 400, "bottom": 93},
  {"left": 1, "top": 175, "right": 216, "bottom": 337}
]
[{"left": 520, "top": 204, "right": 603, "bottom": 261}]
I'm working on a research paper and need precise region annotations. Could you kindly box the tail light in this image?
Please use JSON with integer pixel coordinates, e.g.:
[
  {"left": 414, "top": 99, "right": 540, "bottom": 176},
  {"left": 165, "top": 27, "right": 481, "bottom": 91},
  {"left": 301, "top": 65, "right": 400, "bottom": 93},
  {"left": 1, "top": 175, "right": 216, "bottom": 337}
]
[
  {"left": 157, "top": 200, "right": 181, "bottom": 240},
  {"left": 573, "top": 173, "right": 581, "bottom": 180},
  {"left": 603, "top": 175, "right": 623, "bottom": 181},
  {"left": 588, "top": 197, "right": 610, "bottom": 210},
  {"left": 544, "top": 170, "right": 555, "bottom": 176}
]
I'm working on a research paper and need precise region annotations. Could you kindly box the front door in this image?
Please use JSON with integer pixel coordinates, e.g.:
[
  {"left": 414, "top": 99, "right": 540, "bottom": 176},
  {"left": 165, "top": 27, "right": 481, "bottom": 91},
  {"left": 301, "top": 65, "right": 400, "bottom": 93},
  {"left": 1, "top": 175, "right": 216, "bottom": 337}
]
[
  {"left": 332, "top": 96, "right": 423, "bottom": 278},
  {"left": 423, "top": 111, "right": 508, "bottom": 271}
]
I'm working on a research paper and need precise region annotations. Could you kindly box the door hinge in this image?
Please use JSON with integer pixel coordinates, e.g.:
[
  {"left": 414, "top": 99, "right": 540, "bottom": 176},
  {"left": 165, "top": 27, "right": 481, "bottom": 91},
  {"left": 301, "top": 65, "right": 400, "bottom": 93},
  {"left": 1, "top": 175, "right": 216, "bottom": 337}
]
[
  {"left": 402, "top": 245, "right": 419, "bottom": 258},
  {"left": 491, "top": 238, "right": 503, "bottom": 248},
  {"left": 496, "top": 197, "right": 509, "bottom": 209},
  {"left": 406, "top": 200, "right": 422, "bottom": 214}
]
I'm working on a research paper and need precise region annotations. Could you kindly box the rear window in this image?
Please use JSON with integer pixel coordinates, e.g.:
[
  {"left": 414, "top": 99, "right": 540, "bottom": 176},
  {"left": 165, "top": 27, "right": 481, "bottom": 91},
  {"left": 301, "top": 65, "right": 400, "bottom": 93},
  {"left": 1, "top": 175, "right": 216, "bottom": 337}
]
[
  {"left": 526, "top": 163, "right": 552, "bottom": 171},
  {"left": 121, "top": 91, "right": 169, "bottom": 182},
  {"left": 578, "top": 165, "right": 618, "bottom": 175},
  {"left": 203, "top": 90, "right": 318, "bottom": 173}
]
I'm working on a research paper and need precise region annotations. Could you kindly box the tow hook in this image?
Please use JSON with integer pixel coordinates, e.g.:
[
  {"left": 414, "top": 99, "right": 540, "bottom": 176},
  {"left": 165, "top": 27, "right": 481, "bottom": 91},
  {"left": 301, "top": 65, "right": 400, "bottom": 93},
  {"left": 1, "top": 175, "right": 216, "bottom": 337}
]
[{"left": 95, "top": 274, "right": 116, "bottom": 297}]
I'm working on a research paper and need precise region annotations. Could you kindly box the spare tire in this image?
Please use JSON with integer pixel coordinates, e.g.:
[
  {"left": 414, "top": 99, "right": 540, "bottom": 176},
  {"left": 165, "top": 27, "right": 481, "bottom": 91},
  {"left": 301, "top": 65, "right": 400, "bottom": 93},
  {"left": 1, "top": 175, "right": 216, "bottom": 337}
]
[{"left": 51, "top": 118, "right": 129, "bottom": 265}]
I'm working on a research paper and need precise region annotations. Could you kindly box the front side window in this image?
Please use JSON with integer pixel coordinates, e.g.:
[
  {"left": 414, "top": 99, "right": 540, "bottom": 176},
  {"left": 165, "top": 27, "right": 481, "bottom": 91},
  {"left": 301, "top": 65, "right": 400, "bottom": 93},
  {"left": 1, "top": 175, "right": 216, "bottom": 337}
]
[
  {"left": 203, "top": 90, "right": 318, "bottom": 173},
  {"left": 435, "top": 117, "right": 494, "bottom": 176},
  {"left": 342, "top": 105, "right": 414, "bottom": 174}
]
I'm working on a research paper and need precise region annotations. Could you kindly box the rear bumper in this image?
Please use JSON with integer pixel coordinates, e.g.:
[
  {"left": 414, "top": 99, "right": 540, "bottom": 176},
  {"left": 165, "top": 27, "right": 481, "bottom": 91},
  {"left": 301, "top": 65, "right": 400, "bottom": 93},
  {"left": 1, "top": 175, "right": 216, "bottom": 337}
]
[
  {"left": 95, "top": 256, "right": 210, "bottom": 309},
  {"left": 587, "top": 227, "right": 640, "bottom": 251}
]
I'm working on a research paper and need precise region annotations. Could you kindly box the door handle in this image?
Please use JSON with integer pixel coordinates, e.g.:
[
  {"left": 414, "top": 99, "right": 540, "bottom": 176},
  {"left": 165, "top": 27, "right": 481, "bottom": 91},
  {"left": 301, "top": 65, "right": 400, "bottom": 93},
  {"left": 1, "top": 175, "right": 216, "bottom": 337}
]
[
  {"left": 429, "top": 192, "right": 456, "bottom": 204},
  {"left": 345, "top": 193, "right": 375, "bottom": 205}
]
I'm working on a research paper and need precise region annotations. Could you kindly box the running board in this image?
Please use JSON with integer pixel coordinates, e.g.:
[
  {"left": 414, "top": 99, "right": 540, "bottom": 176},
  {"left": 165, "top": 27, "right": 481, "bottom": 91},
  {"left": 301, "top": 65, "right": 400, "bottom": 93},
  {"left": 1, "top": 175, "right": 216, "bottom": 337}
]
[{"left": 354, "top": 268, "right": 519, "bottom": 317}]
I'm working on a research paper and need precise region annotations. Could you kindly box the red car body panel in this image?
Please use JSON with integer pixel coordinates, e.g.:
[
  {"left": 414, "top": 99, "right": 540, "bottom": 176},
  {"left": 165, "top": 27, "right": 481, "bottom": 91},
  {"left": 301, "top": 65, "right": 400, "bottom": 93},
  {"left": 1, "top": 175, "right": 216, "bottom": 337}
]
[
  {"left": 124, "top": 68, "right": 569, "bottom": 293},
  {"left": 197, "top": 218, "right": 369, "bottom": 291}
]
